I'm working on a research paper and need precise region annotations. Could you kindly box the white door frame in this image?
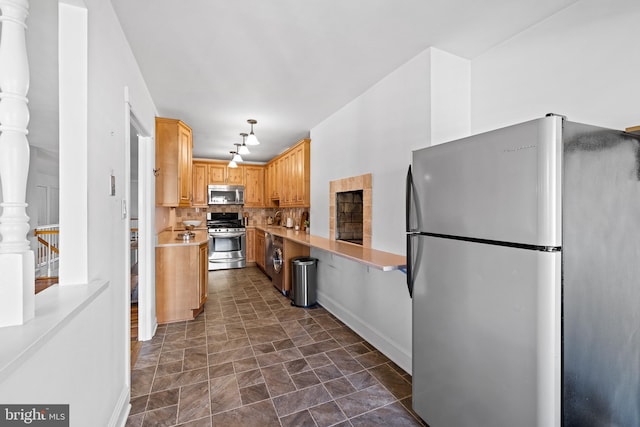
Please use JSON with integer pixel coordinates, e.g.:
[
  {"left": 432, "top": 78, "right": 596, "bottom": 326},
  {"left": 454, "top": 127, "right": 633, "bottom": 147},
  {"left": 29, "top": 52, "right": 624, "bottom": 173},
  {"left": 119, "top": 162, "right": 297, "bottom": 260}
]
[{"left": 124, "top": 88, "right": 156, "bottom": 355}]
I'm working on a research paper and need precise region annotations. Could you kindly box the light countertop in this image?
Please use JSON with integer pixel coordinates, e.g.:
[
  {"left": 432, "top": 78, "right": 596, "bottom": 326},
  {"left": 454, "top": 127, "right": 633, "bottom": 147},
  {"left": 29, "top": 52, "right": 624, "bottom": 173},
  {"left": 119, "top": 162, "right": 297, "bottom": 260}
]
[
  {"left": 255, "top": 225, "right": 406, "bottom": 272},
  {"left": 157, "top": 229, "right": 209, "bottom": 247}
]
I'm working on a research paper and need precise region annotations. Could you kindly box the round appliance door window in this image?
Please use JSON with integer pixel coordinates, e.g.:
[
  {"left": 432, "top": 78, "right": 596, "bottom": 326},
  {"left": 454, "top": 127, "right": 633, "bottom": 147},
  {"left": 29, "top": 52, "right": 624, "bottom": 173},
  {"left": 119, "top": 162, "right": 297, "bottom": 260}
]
[{"left": 272, "top": 247, "right": 283, "bottom": 273}]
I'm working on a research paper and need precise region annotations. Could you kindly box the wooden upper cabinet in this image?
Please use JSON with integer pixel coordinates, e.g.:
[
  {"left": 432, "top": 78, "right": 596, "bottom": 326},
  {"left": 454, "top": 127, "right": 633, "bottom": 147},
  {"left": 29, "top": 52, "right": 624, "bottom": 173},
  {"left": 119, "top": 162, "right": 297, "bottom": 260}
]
[
  {"left": 293, "top": 142, "right": 309, "bottom": 205},
  {"left": 156, "top": 117, "right": 193, "bottom": 207},
  {"left": 244, "top": 165, "right": 265, "bottom": 207},
  {"left": 207, "top": 162, "right": 244, "bottom": 185},
  {"left": 271, "top": 138, "right": 310, "bottom": 208},
  {"left": 283, "top": 152, "right": 293, "bottom": 205},
  {"left": 207, "top": 163, "right": 226, "bottom": 184},
  {"left": 192, "top": 161, "right": 208, "bottom": 207},
  {"left": 227, "top": 167, "right": 244, "bottom": 185}
]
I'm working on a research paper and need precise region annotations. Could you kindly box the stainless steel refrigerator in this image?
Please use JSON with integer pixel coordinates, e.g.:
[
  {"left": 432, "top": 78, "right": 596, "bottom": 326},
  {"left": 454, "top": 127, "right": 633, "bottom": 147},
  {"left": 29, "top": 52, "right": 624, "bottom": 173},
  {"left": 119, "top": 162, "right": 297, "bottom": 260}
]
[{"left": 406, "top": 115, "right": 640, "bottom": 427}]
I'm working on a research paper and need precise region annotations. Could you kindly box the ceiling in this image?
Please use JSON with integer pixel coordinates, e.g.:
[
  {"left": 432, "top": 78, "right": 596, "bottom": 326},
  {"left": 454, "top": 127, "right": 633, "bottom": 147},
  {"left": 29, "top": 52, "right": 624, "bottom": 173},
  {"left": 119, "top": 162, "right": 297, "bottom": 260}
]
[{"left": 31, "top": 0, "right": 580, "bottom": 163}]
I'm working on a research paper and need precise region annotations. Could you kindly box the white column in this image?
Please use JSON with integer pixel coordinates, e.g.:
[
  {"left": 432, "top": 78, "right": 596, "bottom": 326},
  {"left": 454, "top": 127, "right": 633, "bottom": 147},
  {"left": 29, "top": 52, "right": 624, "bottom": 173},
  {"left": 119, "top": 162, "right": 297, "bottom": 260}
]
[
  {"left": 58, "top": 1, "right": 88, "bottom": 285},
  {"left": 0, "top": 0, "right": 35, "bottom": 326}
]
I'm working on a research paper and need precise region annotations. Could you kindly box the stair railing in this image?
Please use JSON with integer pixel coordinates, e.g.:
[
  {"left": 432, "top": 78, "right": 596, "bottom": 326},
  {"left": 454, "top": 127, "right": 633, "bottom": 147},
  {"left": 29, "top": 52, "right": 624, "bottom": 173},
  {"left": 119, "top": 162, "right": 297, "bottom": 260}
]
[{"left": 34, "top": 224, "right": 59, "bottom": 278}]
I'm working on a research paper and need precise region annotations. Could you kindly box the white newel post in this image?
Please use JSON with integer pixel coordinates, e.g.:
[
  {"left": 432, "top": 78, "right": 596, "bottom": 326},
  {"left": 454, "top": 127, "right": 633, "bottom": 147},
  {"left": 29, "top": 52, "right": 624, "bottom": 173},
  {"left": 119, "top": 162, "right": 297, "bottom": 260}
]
[{"left": 0, "top": 0, "right": 35, "bottom": 327}]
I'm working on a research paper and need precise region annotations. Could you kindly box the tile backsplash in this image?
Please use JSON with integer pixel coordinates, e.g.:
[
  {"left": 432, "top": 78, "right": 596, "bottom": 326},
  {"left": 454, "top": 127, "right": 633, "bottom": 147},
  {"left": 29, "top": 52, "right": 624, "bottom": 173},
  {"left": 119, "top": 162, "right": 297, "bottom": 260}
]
[{"left": 171, "top": 206, "right": 309, "bottom": 229}]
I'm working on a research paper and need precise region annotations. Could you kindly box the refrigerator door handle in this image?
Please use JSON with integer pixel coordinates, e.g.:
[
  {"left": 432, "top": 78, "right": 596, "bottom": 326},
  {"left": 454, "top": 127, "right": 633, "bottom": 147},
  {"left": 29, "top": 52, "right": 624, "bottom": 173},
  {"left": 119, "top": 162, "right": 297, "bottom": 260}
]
[{"left": 406, "top": 165, "right": 415, "bottom": 297}]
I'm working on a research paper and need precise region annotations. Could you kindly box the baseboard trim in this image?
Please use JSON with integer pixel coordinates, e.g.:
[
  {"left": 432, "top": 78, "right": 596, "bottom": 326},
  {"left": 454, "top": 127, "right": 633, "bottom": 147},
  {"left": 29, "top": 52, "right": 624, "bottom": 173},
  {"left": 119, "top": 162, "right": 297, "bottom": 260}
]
[
  {"left": 317, "top": 291, "right": 412, "bottom": 374},
  {"left": 108, "top": 386, "right": 130, "bottom": 427}
]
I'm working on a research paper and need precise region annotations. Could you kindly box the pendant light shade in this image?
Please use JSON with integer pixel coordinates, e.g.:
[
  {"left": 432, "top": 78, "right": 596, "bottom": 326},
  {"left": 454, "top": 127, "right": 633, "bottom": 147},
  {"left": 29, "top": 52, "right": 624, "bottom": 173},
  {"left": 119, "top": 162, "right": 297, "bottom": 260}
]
[
  {"left": 232, "top": 144, "right": 243, "bottom": 163},
  {"left": 246, "top": 119, "right": 260, "bottom": 145},
  {"left": 238, "top": 133, "right": 250, "bottom": 155},
  {"left": 228, "top": 149, "right": 239, "bottom": 168}
]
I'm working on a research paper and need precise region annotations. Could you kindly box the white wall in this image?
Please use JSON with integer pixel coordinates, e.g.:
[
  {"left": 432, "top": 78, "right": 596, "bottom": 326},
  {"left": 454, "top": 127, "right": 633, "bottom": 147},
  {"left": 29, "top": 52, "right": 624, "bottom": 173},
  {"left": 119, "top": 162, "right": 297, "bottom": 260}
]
[
  {"left": 79, "top": 0, "right": 155, "bottom": 421},
  {"left": 311, "top": 50, "right": 429, "bottom": 254},
  {"left": 309, "top": 0, "right": 639, "bottom": 376},
  {"left": 0, "top": 285, "right": 117, "bottom": 424},
  {"left": 471, "top": 0, "right": 640, "bottom": 133},
  {"left": 310, "top": 48, "right": 470, "bottom": 373},
  {"left": 0, "top": 0, "right": 157, "bottom": 425}
]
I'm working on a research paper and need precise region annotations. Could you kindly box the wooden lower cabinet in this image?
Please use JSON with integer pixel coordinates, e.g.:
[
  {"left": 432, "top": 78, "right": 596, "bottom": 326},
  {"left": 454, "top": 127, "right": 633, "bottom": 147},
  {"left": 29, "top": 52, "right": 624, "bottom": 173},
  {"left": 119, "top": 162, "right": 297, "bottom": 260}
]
[
  {"left": 246, "top": 228, "right": 256, "bottom": 263},
  {"left": 255, "top": 229, "right": 265, "bottom": 270},
  {"left": 198, "top": 242, "right": 208, "bottom": 308},
  {"left": 156, "top": 241, "right": 208, "bottom": 323}
]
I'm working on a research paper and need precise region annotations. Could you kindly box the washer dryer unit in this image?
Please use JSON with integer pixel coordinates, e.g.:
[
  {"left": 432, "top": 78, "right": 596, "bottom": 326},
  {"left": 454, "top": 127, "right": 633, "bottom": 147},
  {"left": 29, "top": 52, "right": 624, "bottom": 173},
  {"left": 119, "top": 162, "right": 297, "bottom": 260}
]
[{"left": 269, "top": 235, "right": 286, "bottom": 295}]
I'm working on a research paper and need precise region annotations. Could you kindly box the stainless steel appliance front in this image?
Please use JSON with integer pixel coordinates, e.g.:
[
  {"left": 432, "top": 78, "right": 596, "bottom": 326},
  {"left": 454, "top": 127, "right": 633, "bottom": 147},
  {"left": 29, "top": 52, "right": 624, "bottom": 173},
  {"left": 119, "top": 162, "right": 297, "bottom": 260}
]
[
  {"left": 408, "top": 115, "right": 640, "bottom": 427},
  {"left": 207, "top": 212, "right": 246, "bottom": 270},
  {"left": 268, "top": 235, "right": 285, "bottom": 295},
  {"left": 208, "top": 185, "right": 245, "bottom": 205}
]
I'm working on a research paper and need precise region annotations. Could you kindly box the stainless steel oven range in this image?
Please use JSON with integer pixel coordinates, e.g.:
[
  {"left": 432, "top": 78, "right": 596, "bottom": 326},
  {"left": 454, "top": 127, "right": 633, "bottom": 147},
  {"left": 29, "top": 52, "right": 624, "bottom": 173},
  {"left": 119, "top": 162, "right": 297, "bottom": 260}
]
[{"left": 207, "top": 212, "right": 246, "bottom": 270}]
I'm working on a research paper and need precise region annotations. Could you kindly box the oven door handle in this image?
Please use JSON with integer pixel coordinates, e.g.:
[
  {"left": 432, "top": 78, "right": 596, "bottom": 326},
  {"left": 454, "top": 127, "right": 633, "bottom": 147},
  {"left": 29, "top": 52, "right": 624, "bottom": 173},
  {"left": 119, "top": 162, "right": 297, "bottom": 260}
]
[{"left": 209, "top": 231, "right": 245, "bottom": 238}]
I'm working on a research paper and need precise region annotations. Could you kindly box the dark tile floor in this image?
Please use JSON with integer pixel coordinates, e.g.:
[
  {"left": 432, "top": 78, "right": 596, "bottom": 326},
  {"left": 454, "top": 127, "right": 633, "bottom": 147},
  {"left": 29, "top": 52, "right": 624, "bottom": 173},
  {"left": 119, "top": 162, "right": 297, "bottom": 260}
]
[{"left": 126, "top": 267, "right": 426, "bottom": 427}]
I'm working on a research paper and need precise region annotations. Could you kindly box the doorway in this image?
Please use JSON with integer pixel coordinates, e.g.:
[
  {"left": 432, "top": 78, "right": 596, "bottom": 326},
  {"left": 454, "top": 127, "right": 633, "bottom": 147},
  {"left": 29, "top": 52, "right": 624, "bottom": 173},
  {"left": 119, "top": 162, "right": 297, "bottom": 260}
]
[
  {"left": 124, "top": 91, "right": 155, "bottom": 368},
  {"left": 130, "top": 122, "right": 140, "bottom": 342}
]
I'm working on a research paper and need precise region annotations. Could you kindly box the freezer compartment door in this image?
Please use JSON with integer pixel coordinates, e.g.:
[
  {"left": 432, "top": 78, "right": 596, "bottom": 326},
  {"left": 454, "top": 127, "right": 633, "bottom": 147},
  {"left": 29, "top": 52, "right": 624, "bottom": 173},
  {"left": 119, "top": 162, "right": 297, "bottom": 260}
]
[
  {"left": 412, "top": 236, "right": 561, "bottom": 427},
  {"left": 412, "top": 116, "right": 562, "bottom": 247}
]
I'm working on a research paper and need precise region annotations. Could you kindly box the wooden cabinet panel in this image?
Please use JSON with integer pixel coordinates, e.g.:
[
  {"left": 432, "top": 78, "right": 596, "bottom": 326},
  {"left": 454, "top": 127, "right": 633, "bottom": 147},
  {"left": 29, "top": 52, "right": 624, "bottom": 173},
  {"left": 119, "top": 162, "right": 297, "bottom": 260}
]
[
  {"left": 255, "top": 229, "right": 265, "bottom": 270},
  {"left": 207, "top": 162, "right": 244, "bottom": 185},
  {"left": 268, "top": 138, "right": 310, "bottom": 208},
  {"left": 156, "top": 241, "right": 207, "bottom": 323},
  {"left": 199, "top": 242, "right": 208, "bottom": 307},
  {"left": 192, "top": 162, "right": 208, "bottom": 207},
  {"left": 156, "top": 117, "right": 193, "bottom": 207},
  {"left": 265, "top": 162, "right": 274, "bottom": 205},
  {"left": 178, "top": 126, "right": 193, "bottom": 206},
  {"left": 266, "top": 160, "right": 280, "bottom": 201},
  {"left": 244, "top": 165, "right": 265, "bottom": 207},
  {"left": 208, "top": 164, "right": 226, "bottom": 184},
  {"left": 293, "top": 143, "right": 310, "bottom": 205},
  {"left": 227, "top": 167, "right": 244, "bottom": 185},
  {"left": 246, "top": 228, "right": 255, "bottom": 263},
  {"left": 275, "top": 156, "right": 284, "bottom": 201},
  {"left": 281, "top": 153, "right": 292, "bottom": 205}
]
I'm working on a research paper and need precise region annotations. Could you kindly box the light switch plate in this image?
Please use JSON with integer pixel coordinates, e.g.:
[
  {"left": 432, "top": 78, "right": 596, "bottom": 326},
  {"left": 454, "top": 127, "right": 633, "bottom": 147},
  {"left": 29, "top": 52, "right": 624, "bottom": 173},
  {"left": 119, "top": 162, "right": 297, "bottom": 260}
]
[{"left": 110, "top": 174, "right": 116, "bottom": 196}]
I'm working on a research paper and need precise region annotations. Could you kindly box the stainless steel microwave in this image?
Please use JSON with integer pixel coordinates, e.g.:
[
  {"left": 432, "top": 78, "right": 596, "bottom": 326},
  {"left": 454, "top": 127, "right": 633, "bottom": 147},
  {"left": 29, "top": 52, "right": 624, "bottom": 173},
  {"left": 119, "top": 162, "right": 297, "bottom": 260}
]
[{"left": 208, "top": 185, "right": 245, "bottom": 205}]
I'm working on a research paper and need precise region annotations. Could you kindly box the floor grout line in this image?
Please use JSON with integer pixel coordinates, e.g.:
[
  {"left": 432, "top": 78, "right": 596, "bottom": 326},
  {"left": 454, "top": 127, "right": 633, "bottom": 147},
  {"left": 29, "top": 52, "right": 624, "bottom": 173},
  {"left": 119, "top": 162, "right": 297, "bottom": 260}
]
[{"left": 127, "top": 268, "right": 424, "bottom": 426}]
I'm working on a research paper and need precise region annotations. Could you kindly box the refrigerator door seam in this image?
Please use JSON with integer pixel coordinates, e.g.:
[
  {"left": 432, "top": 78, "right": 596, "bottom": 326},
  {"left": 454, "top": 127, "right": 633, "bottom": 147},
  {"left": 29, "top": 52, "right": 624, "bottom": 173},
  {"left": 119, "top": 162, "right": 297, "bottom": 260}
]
[{"left": 419, "top": 232, "right": 561, "bottom": 252}]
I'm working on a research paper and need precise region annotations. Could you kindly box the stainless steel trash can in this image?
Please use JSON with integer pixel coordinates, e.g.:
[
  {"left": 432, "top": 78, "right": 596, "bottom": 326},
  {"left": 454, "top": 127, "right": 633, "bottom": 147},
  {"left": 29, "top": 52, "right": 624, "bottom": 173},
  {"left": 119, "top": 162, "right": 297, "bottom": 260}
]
[{"left": 291, "top": 257, "right": 318, "bottom": 308}]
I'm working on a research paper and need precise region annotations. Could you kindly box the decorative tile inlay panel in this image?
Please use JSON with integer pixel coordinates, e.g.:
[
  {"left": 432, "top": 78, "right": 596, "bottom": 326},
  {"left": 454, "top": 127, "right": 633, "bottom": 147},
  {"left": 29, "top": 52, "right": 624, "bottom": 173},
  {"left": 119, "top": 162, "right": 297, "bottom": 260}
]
[{"left": 329, "top": 174, "right": 373, "bottom": 247}]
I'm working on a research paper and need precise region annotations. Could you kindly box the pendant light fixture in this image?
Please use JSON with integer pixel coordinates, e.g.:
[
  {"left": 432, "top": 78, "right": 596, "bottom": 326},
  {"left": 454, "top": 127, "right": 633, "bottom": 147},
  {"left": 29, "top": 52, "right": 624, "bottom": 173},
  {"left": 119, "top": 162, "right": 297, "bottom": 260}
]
[
  {"left": 238, "top": 133, "right": 250, "bottom": 155},
  {"left": 228, "top": 150, "right": 238, "bottom": 168},
  {"left": 232, "top": 144, "right": 243, "bottom": 163},
  {"left": 246, "top": 119, "right": 260, "bottom": 145}
]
